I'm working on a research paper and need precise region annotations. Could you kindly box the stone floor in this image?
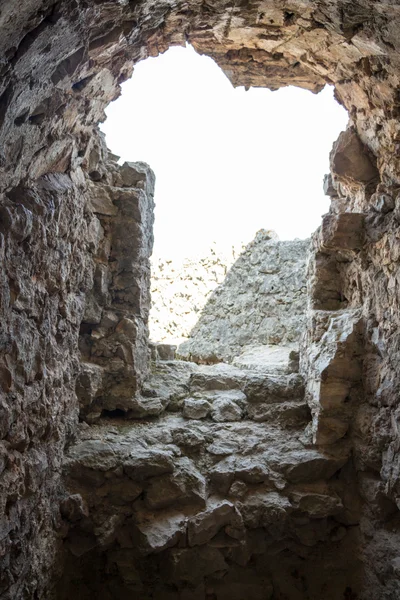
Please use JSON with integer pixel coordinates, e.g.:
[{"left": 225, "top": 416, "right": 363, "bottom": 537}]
[{"left": 59, "top": 350, "right": 362, "bottom": 599}]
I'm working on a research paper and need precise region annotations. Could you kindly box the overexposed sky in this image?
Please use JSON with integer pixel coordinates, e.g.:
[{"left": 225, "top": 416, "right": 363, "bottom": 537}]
[{"left": 101, "top": 45, "right": 348, "bottom": 258}]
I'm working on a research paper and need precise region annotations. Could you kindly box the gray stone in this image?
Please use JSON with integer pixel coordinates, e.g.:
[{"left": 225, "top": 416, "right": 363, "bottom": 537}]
[
  {"left": 87, "top": 183, "right": 118, "bottom": 216},
  {"left": 211, "top": 398, "right": 244, "bottom": 422},
  {"left": 289, "top": 488, "right": 343, "bottom": 518},
  {"left": 3, "top": 1, "right": 400, "bottom": 597},
  {"left": 232, "top": 345, "right": 299, "bottom": 374},
  {"left": 131, "top": 509, "right": 187, "bottom": 555},
  {"left": 188, "top": 500, "right": 236, "bottom": 546},
  {"left": 183, "top": 398, "right": 211, "bottom": 420},
  {"left": 238, "top": 491, "right": 291, "bottom": 529},
  {"left": 330, "top": 127, "right": 379, "bottom": 185},
  {"left": 123, "top": 449, "right": 174, "bottom": 481},
  {"left": 76, "top": 362, "right": 104, "bottom": 410},
  {"left": 178, "top": 234, "right": 309, "bottom": 364},
  {"left": 190, "top": 363, "right": 247, "bottom": 391},
  {"left": 145, "top": 457, "right": 206, "bottom": 509}
]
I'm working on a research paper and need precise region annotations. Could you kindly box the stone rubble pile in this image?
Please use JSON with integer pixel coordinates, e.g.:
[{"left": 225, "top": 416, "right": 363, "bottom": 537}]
[{"left": 60, "top": 349, "right": 360, "bottom": 599}]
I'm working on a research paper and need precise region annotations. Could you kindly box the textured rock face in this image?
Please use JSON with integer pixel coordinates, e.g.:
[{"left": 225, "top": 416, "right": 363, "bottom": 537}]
[
  {"left": 179, "top": 232, "right": 309, "bottom": 364},
  {"left": 77, "top": 151, "right": 155, "bottom": 422},
  {"left": 60, "top": 357, "right": 361, "bottom": 599},
  {"left": 1, "top": 0, "right": 400, "bottom": 598}
]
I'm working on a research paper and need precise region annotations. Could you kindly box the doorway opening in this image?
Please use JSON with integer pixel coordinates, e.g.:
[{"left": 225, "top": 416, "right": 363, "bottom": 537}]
[{"left": 101, "top": 44, "right": 348, "bottom": 356}]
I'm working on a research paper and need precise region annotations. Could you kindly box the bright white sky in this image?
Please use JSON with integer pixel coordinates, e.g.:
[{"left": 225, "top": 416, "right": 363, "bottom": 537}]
[{"left": 101, "top": 44, "right": 348, "bottom": 258}]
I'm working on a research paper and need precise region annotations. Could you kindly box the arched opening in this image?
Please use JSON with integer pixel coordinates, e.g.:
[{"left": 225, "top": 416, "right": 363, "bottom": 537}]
[{"left": 100, "top": 44, "right": 348, "bottom": 354}]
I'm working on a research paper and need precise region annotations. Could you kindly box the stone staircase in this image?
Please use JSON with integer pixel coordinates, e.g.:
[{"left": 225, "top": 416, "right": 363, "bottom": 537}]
[{"left": 59, "top": 347, "right": 360, "bottom": 599}]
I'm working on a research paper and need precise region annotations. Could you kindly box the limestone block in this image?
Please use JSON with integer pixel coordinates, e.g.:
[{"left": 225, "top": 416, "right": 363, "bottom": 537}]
[
  {"left": 120, "top": 161, "right": 156, "bottom": 195},
  {"left": 330, "top": 127, "right": 379, "bottom": 184},
  {"left": 309, "top": 252, "right": 343, "bottom": 310},
  {"left": 305, "top": 310, "right": 363, "bottom": 445},
  {"left": 289, "top": 487, "right": 343, "bottom": 518},
  {"left": 87, "top": 183, "right": 117, "bottom": 215},
  {"left": 183, "top": 397, "right": 211, "bottom": 419},
  {"left": 211, "top": 397, "right": 243, "bottom": 422},
  {"left": 278, "top": 447, "right": 349, "bottom": 483},
  {"left": 237, "top": 491, "right": 291, "bottom": 529},
  {"left": 189, "top": 363, "right": 246, "bottom": 392},
  {"left": 319, "top": 213, "right": 365, "bottom": 252},
  {"left": 143, "top": 359, "right": 199, "bottom": 411},
  {"left": 75, "top": 362, "right": 104, "bottom": 409},
  {"left": 187, "top": 500, "right": 236, "bottom": 546},
  {"left": 145, "top": 457, "right": 206, "bottom": 510},
  {"left": 123, "top": 448, "right": 174, "bottom": 481},
  {"left": 131, "top": 509, "right": 187, "bottom": 555},
  {"left": 244, "top": 372, "right": 304, "bottom": 404},
  {"left": 233, "top": 345, "right": 300, "bottom": 374},
  {"left": 126, "top": 396, "right": 166, "bottom": 418},
  {"left": 171, "top": 428, "right": 205, "bottom": 449},
  {"left": 247, "top": 400, "right": 310, "bottom": 428}
]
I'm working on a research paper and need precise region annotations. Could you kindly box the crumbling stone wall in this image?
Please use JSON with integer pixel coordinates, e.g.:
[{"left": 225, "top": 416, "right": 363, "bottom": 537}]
[
  {"left": 178, "top": 231, "right": 309, "bottom": 364},
  {"left": 77, "top": 144, "right": 155, "bottom": 423},
  {"left": 1, "top": 0, "right": 400, "bottom": 598}
]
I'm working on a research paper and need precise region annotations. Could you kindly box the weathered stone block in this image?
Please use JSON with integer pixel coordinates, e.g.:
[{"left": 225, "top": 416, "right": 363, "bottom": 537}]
[
  {"left": 319, "top": 213, "right": 365, "bottom": 252},
  {"left": 330, "top": 128, "right": 379, "bottom": 185}
]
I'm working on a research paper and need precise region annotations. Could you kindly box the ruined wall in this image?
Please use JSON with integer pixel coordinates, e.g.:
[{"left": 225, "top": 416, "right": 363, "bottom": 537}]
[
  {"left": 77, "top": 149, "right": 155, "bottom": 423},
  {"left": 178, "top": 232, "right": 309, "bottom": 364},
  {"left": 149, "top": 233, "right": 308, "bottom": 359},
  {"left": 1, "top": 0, "right": 400, "bottom": 598}
]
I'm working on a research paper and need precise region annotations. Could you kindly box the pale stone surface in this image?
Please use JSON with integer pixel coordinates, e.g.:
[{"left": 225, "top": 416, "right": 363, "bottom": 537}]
[
  {"left": 183, "top": 397, "right": 211, "bottom": 420},
  {"left": 178, "top": 232, "right": 309, "bottom": 364},
  {"left": 232, "top": 345, "right": 300, "bottom": 374},
  {"left": 62, "top": 407, "right": 353, "bottom": 597}
]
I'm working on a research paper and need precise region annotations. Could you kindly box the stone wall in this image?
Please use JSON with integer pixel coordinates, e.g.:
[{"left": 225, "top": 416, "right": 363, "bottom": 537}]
[
  {"left": 77, "top": 144, "right": 155, "bottom": 423},
  {"left": 0, "top": 172, "right": 89, "bottom": 599},
  {"left": 2, "top": 0, "right": 400, "bottom": 598},
  {"left": 178, "top": 231, "right": 309, "bottom": 363}
]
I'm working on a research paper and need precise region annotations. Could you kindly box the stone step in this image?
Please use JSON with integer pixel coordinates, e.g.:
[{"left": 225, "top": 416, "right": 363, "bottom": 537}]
[
  {"left": 62, "top": 417, "right": 352, "bottom": 565},
  {"left": 138, "top": 356, "right": 306, "bottom": 427},
  {"left": 190, "top": 362, "right": 304, "bottom": 397},
  {"left": 232, "top": 344, "right": 299, "bottom": 374}
]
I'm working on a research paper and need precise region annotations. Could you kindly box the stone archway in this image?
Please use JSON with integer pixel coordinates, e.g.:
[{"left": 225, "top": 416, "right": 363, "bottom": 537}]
[{"left": 1, "top": 1, "right": 400, "bottom": 598}]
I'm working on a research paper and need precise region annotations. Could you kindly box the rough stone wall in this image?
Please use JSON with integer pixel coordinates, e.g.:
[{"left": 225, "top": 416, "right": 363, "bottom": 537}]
[
  {"left": 178, "top": 232, "right": 309, "bottom": 363},
  {"left": 77, "top": 146, "right": 155, "bottom": 423},
  {"left": 301, "top": 130, "right": 400, "bottom": 597},
  {"left": 1, "top": 0, "right": 400, "bottom": 598},
  {"left": 0, "top": 173, "right": 89, "bottom": 599}
]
